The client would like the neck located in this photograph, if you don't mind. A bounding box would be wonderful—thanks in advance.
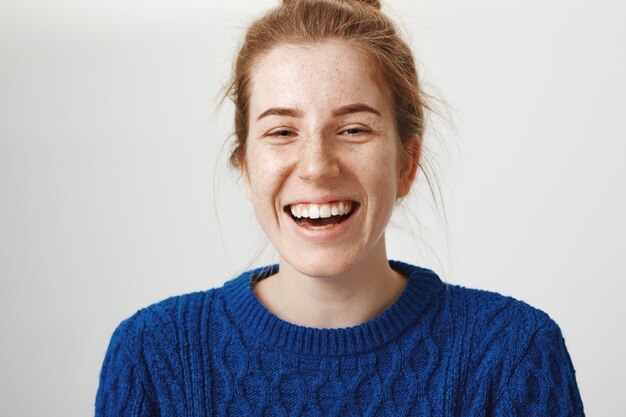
[253,238,407,328]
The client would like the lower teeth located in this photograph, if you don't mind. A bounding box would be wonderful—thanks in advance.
[295,216,346,228]
[301,220,339,228]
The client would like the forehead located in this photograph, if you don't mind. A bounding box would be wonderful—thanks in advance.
[249,41,391,116]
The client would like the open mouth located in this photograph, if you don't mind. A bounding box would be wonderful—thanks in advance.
[285,200,358,229]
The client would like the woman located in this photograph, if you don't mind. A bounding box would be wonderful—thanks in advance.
[96,0,585,416]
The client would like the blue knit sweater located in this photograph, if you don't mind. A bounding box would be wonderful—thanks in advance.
[95,261,585,416]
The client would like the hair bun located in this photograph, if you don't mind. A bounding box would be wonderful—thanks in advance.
[355,0,381,8]
[282,0,381,10]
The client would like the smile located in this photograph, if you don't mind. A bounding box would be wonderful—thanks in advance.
[285,200,357,229]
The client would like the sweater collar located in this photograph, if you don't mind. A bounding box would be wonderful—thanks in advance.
[222,260,445,356]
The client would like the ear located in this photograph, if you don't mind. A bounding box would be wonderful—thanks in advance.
[397,137,420,198]
[239,159,252,202]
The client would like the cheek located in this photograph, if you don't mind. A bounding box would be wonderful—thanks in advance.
[368,145,402,192]
[245,150,290,204]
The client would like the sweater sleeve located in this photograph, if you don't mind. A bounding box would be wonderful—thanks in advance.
[493,319,585,417]
[95,316,157,417]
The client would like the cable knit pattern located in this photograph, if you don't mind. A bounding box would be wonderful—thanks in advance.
[96,261,585,416]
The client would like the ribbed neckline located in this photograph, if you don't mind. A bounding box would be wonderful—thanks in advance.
[222,260,444,356]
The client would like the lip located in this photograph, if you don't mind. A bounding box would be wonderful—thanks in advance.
[284,200,360,242]
[284,196,358,206]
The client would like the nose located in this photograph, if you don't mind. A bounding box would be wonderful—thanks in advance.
[296,133,340,183]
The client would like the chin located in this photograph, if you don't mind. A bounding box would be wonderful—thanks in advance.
[281,250,362,279]
[282,250,354,278]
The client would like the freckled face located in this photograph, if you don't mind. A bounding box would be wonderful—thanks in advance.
[242,41,413,278]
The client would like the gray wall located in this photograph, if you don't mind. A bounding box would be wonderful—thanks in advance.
[1,0,623,415]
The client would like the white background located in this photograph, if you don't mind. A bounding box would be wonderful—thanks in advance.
[1,0,624,415]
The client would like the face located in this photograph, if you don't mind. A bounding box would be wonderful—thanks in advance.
[242,41,416,278]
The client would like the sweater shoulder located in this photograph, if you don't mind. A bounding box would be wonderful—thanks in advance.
[445,283,554,337]
[138,287,220,324]
[442,283,567,401]
[111,287,223,358]
[98,287,227,414]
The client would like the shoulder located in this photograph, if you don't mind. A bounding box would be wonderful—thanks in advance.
[108,267,264,351]
[109,287,225,358]
[440,282,560,365]
[97,286,230,415]
[441,283,580,404]
[445,287,586,415]
[444,282,555,342]
[394,261,556,351]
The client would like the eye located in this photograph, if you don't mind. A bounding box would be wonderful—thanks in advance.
[267,129,296,138]
[343,128,365,135]
[340,126,371,136]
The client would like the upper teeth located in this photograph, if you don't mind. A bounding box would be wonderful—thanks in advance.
[290,201,353,219]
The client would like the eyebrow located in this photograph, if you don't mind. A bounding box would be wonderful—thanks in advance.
[255,103,381,121]
[332,103,381,117]
[256,107,302,121]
